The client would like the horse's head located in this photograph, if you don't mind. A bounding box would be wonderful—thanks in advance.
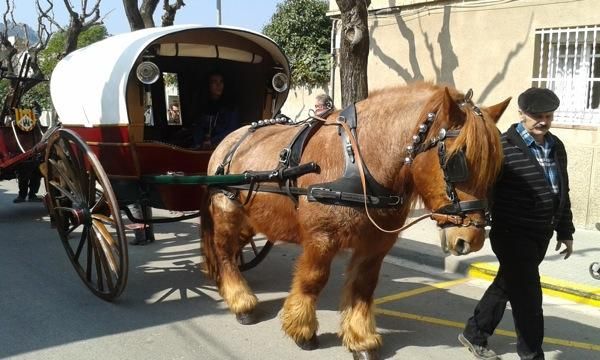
[408,88,510,255]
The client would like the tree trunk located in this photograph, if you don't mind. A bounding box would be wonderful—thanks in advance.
[63,19,83,55]
[335,0,370,108]
[140,0,160,28]
[123,0,147,31]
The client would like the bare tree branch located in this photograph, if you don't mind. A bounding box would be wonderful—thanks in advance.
[1,0,18,74]
[123,0,145,31]
[162,0,185,27]
[52,0,102,56]
[123,0,160,31]
[141,0,160,28]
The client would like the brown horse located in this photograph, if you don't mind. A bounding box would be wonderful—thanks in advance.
[201,82,510,359]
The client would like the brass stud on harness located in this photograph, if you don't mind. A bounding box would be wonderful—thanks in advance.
[404,157,412,165]
[418,124,428,133]
[412,134,421,144]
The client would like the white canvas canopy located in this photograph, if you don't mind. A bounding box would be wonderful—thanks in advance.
[50,25,290,126]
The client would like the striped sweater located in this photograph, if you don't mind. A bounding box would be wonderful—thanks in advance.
[491,124,575,240]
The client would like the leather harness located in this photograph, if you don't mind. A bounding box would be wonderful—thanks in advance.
[215,98,488,225]
[216,105,403,208]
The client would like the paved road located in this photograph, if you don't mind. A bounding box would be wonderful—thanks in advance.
[1,179,599,360]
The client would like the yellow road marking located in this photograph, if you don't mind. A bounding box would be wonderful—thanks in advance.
[375,308,600,351]
[375,278,469,305]
[469,263,600,308]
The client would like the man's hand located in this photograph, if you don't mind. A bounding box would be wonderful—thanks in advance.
[555,240,573,260]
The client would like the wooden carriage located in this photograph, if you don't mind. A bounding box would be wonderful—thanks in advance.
[43,25,291,300]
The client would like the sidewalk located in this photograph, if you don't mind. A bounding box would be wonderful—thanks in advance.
[390,214,600,307]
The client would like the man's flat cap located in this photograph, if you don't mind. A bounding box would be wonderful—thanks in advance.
[518,87,560,114]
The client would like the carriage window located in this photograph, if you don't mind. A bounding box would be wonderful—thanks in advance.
[164,72,182,125]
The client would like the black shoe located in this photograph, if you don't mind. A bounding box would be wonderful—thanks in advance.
[28,195,43,202]
[13,196,26,203]
[458,333,499,360]
[129,228,154,245]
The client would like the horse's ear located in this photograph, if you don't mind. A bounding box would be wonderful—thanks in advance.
[442,87,463,123]
[485,97,512,123]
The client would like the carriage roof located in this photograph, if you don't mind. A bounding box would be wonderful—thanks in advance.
[50,25,290,126]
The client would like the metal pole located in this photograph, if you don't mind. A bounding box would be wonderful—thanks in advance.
[216,0,222,25]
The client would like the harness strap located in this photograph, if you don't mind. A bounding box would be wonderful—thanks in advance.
[228,183,309,197]
[285,120,323,168]
[307,104,402,208]
[215,129,254,175]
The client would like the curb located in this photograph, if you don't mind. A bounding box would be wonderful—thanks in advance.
[468,262,600,308]
[390,242,600,308]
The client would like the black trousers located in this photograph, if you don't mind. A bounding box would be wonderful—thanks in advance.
[17,162,42,199]
[463,225,552,359]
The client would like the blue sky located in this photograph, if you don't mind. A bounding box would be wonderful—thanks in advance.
[5,0,281,35]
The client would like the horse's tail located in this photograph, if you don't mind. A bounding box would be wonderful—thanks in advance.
[200,190,220,282]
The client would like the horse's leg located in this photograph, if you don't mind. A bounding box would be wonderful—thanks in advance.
[340,239,395,359]
[202,192,258,324]
[281,235,338,350]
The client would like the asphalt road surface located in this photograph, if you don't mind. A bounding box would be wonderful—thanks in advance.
[1,180,599,360]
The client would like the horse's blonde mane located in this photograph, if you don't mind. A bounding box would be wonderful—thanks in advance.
[409,84,503,194]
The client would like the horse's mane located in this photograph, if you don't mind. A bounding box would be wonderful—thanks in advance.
[414,84,503,194]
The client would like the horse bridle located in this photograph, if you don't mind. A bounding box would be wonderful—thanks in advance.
[404,108,488,230]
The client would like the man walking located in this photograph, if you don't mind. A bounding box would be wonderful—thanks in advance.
[458,87,575,360]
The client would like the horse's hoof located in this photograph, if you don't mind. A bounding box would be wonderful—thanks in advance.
[295,333,319,351]
[352,349,380,360]
[235,311,256,325]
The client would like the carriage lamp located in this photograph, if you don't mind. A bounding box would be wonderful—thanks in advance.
[136,61,160,85]
[272,72,289,92]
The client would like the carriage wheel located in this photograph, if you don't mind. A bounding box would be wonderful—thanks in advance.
[44,129,127,301]
[237,236,273,272]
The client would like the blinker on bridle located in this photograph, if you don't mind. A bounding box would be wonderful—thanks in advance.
[403,89,488,228]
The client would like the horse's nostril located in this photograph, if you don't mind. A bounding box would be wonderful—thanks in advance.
[455,239,470,255]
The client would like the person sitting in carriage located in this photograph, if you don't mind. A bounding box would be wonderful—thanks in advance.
[191,71,240,149]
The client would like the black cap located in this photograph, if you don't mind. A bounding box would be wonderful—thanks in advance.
[518,87,560,114]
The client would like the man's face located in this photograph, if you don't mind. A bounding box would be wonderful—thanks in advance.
[315,102,326,113]
[520,110,554,141]
[209,74,224,99]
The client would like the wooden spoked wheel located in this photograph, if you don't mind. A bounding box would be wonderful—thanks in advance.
[237,236,273,272]
[45,129,127,300]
